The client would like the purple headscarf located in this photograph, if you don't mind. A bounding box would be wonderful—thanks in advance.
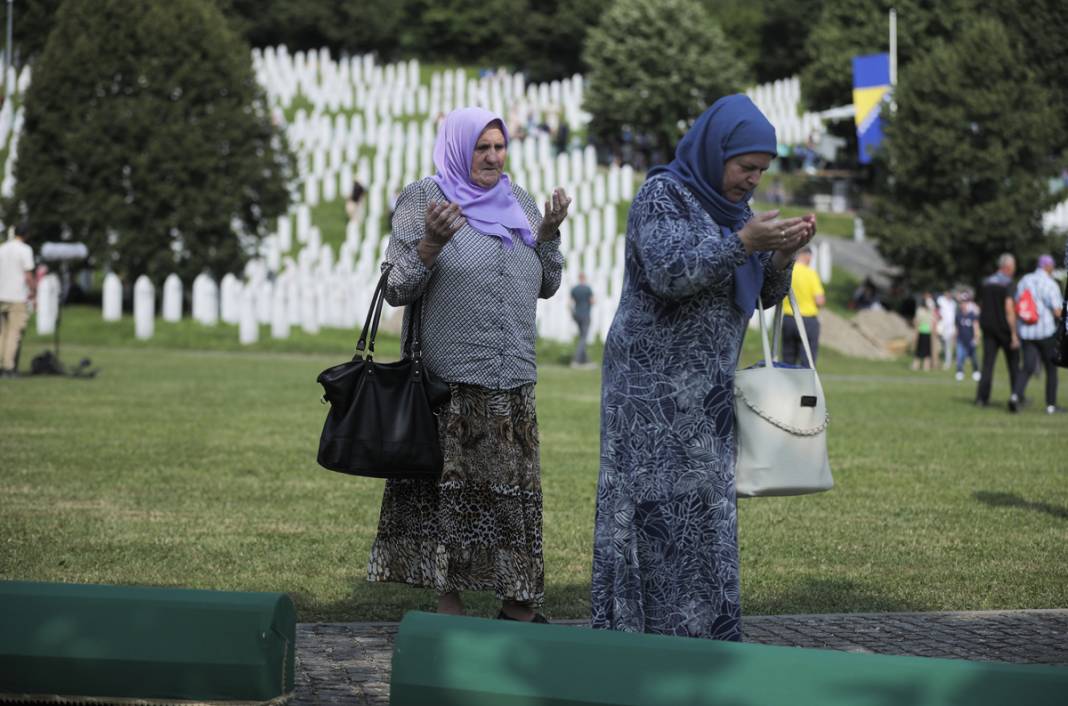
[430,107,534,248]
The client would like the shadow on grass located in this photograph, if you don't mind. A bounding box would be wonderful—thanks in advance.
[747,577,928,616]
[974,491,1068,521]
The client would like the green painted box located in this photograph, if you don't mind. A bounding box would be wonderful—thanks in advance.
[0,581,296,704]
[391,611,1068,706]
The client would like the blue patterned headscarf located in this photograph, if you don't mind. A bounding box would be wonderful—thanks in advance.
[648,94,777,318]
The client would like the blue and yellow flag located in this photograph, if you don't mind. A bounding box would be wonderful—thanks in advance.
[852,53,890,164]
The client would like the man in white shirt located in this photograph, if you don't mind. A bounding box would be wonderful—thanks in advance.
[0,223,36,377]
[1013,254,1063,414]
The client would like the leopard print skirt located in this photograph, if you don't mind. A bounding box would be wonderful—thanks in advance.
[366,382,544,605]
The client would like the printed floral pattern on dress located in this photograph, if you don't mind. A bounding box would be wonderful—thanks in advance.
[591,175,792,640]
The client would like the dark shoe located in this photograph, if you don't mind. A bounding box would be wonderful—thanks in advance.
[974,399,988,407]
[1048,405,1066,415]
[1008,394,1019,413]
[497,610,550,624]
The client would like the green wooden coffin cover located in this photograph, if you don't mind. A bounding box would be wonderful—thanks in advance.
[391,611,1068,706]
[0,581,296,704]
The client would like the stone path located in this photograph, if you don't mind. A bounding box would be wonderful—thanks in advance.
[291,609,1068,705]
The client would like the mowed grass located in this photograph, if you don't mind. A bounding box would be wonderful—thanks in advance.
[1,307,1065,621]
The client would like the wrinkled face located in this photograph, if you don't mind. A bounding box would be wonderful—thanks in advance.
[721,152,772,202]
[470,125,507,188]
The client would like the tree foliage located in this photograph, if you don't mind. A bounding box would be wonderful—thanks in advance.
[583,0,748,158]
[867,19,1059,288]
[707,0,823,84]
[219,0,407,60]
[10,0,294,283]
[800,0,971,113]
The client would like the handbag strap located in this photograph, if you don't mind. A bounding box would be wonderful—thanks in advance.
[353,262,431,367]
[355,264,393,359]
[756,287,820,373]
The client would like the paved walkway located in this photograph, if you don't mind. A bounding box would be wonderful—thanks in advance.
[291,609,1068,705]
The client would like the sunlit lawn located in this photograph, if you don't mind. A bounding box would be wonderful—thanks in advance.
[1,306,1065,621]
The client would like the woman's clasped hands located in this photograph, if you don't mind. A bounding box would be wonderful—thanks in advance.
[739,209,817,260]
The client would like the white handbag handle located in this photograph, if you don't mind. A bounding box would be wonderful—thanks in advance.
[755,287,819,373]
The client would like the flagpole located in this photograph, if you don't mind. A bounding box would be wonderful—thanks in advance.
[889,8,897,87]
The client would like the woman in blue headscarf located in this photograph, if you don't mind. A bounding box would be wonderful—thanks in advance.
[591,95,815,640]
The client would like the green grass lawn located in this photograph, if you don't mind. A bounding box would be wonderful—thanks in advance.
[1,307,1065,622]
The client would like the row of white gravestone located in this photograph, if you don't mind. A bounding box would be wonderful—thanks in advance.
[100,265,390,345]
[255,47,582,126]
[286,109,577,185]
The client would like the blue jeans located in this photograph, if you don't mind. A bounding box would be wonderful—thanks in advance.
[956,340,978,374]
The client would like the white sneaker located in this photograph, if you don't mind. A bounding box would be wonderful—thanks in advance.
[1048,405,1057,415]
[972,371,981,382]
[955,371,964,382]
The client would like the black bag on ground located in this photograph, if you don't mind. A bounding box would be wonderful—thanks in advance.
[316,264,450,478]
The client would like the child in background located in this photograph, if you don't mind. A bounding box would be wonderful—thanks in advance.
[955,291,981,382]
[911,293,935,372]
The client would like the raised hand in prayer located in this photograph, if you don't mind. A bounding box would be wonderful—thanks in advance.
[418,201,465,266]
[537,188,572,242]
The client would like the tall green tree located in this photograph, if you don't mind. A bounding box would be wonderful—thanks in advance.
[867,19,1059,288]
[584,0,748,158]
[983,0,1068,155]
[221,0,407,60]
[707,0,822,84]
[10,0,294,283]
[7,0,62,64]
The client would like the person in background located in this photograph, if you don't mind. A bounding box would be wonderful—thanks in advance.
[849,277,879,310]
[367,107,570,624]
[976,253,1020,411]
[0,222,36,378]
[592,95,814,640]
[955,291,981,382]
[781,245,825,366]
[344,179,365,222]
[570,272,594,367]
[936,289,958,370]
[1013,254,1062,414]
[911,293,935,372]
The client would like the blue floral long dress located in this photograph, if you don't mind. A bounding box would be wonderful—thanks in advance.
[591,175,793,640]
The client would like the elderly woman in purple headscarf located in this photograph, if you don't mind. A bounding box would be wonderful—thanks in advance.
[592,95,815,640]
[367,107,571,623]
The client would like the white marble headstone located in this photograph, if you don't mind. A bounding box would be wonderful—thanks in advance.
[102,272,122,321]
[133,275,155,340]
[35,274,60,336]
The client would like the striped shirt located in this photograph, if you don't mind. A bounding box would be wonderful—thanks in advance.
[383,177,564,389]
[1016,269,1062,340]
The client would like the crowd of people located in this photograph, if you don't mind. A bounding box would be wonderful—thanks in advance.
[904,253,1065,415]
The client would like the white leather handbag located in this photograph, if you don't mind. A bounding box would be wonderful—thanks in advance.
[734,289,832,497]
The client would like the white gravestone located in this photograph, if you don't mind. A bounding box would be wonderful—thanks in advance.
[271,279,290,339]
[162,273,183,322]
[133,275,155,340]
[102,272,122,321]
[238,285,258,345]
[220,273,241,324]
[192,273,218,326]
[35,274,60,336]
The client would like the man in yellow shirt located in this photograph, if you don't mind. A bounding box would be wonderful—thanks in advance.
[782,246,825,366]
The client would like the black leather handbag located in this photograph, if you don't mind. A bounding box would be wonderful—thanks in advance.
[316,264,450,478]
